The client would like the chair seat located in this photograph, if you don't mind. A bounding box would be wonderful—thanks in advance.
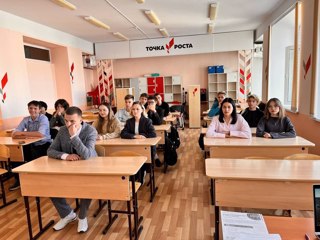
[0,168,7,175]
[129,182,141,195]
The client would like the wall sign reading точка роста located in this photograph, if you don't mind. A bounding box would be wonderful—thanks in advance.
[145,38,193,53]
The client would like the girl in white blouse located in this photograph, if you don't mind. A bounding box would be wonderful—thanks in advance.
[206,98,251,139]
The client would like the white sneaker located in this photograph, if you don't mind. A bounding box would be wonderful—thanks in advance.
[78,218,88,233]
[53,211,77,231]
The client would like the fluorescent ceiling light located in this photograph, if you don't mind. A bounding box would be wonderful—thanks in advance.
[136,0,145,3]
[113,32,129,41]
[144,10,161,26]
[51,0,76,10]
[207,23,214,34]
[209,3,218,20]
[84,16,110,30]
[159,28,169,37]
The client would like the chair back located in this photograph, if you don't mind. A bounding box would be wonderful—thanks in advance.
[0,144,10,161]
[109,151,142,157]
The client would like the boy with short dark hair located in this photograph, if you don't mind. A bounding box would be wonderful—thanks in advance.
[115,94,134,127]
[39,100,53,121]
[10,100,51,190]
[146,95,164,125]
[139,93,148,109]
[154,93,170,117]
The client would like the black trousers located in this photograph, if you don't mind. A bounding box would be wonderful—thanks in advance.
[11,142,51,181]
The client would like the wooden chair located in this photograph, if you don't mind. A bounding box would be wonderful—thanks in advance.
[0,144,17,209]
[284,153,320,160]
[109,151,142,157]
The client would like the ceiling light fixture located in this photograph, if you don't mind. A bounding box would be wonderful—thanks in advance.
[136,0,145,3]
[113,32,129,41]
[159,28,169,37]
[52,0,77,10]
[207,23,214,34]
[209,3,218,20]
[84,16,110,30]
[144,10,161,26]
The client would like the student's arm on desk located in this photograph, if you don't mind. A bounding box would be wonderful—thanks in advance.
[206,117,225,138]
[269,117,296,139]
[12,131,44,139]
[229,115,252,139]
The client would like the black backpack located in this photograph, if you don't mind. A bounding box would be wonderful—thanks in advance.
[168,126,180,149]
[164,136,178,166]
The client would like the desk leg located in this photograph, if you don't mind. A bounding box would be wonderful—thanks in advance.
[103,200,118,234]
[214,205,219,240]
[0,175,17,209]
[210,179,214,205]
[93,200,107,217]
[131,176,143,240]
[150,150,158,202]
[24,196,54,240]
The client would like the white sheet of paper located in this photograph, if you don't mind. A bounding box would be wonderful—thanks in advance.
[221,211,281,240]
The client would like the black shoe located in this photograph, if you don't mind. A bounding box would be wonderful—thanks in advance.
[155,159,163,167]
[9,181,20,191]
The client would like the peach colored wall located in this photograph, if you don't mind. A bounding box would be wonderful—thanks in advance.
[51,46,73,105]
[0,28,31,129]
[261,0,320,153]
[113,52,238,89]
[287,112,320,154]
[67,47,87,107]
[26,59,57,108]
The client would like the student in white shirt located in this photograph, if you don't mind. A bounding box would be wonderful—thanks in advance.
[115,94,134,127]
[206,98,251,139]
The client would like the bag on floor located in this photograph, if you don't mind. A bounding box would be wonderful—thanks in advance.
[168,126,180,149]
[198,134,205,150]
[164,136,178,166]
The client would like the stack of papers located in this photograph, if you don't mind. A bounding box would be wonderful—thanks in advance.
[221,211,281,240]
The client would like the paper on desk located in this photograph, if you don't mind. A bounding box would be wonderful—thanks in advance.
[221,211,281,240]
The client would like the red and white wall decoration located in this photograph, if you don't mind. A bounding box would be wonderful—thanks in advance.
[0,73,8,103]
[303,54,311,80]
[97,60,114,105]
[238,50,253,101]
[70,62,75,84]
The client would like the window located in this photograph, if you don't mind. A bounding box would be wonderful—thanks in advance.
[269,3,301,111]
[24,45,50,62]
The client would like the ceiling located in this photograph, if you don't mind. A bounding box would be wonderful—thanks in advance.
[0,0,285,43]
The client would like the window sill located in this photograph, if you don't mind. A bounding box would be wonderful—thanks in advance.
[285,107,299,114]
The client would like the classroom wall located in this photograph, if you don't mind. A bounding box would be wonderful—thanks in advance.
[261,0,320,154]
[113,51,238,89]
[26,59,57,109]
[0,27,93,130]
[0,28,32,129]
[67,47,87,108]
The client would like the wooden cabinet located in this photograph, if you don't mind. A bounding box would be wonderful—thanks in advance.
[208,72,238,107]
[116,88,134,109]
[188,85,200,128]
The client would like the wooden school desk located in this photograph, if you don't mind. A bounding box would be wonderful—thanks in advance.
[154,124,170,145]
[265,216,315,240]
[205,158,320,240]
[204,136,315,159]
[163,115,176,124]
[14,156,147,240]
[0,137,44,162]
[95,137,161,202]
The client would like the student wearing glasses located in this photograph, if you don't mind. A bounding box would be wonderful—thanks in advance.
[146,95,164,125]
[256,98,296,138]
